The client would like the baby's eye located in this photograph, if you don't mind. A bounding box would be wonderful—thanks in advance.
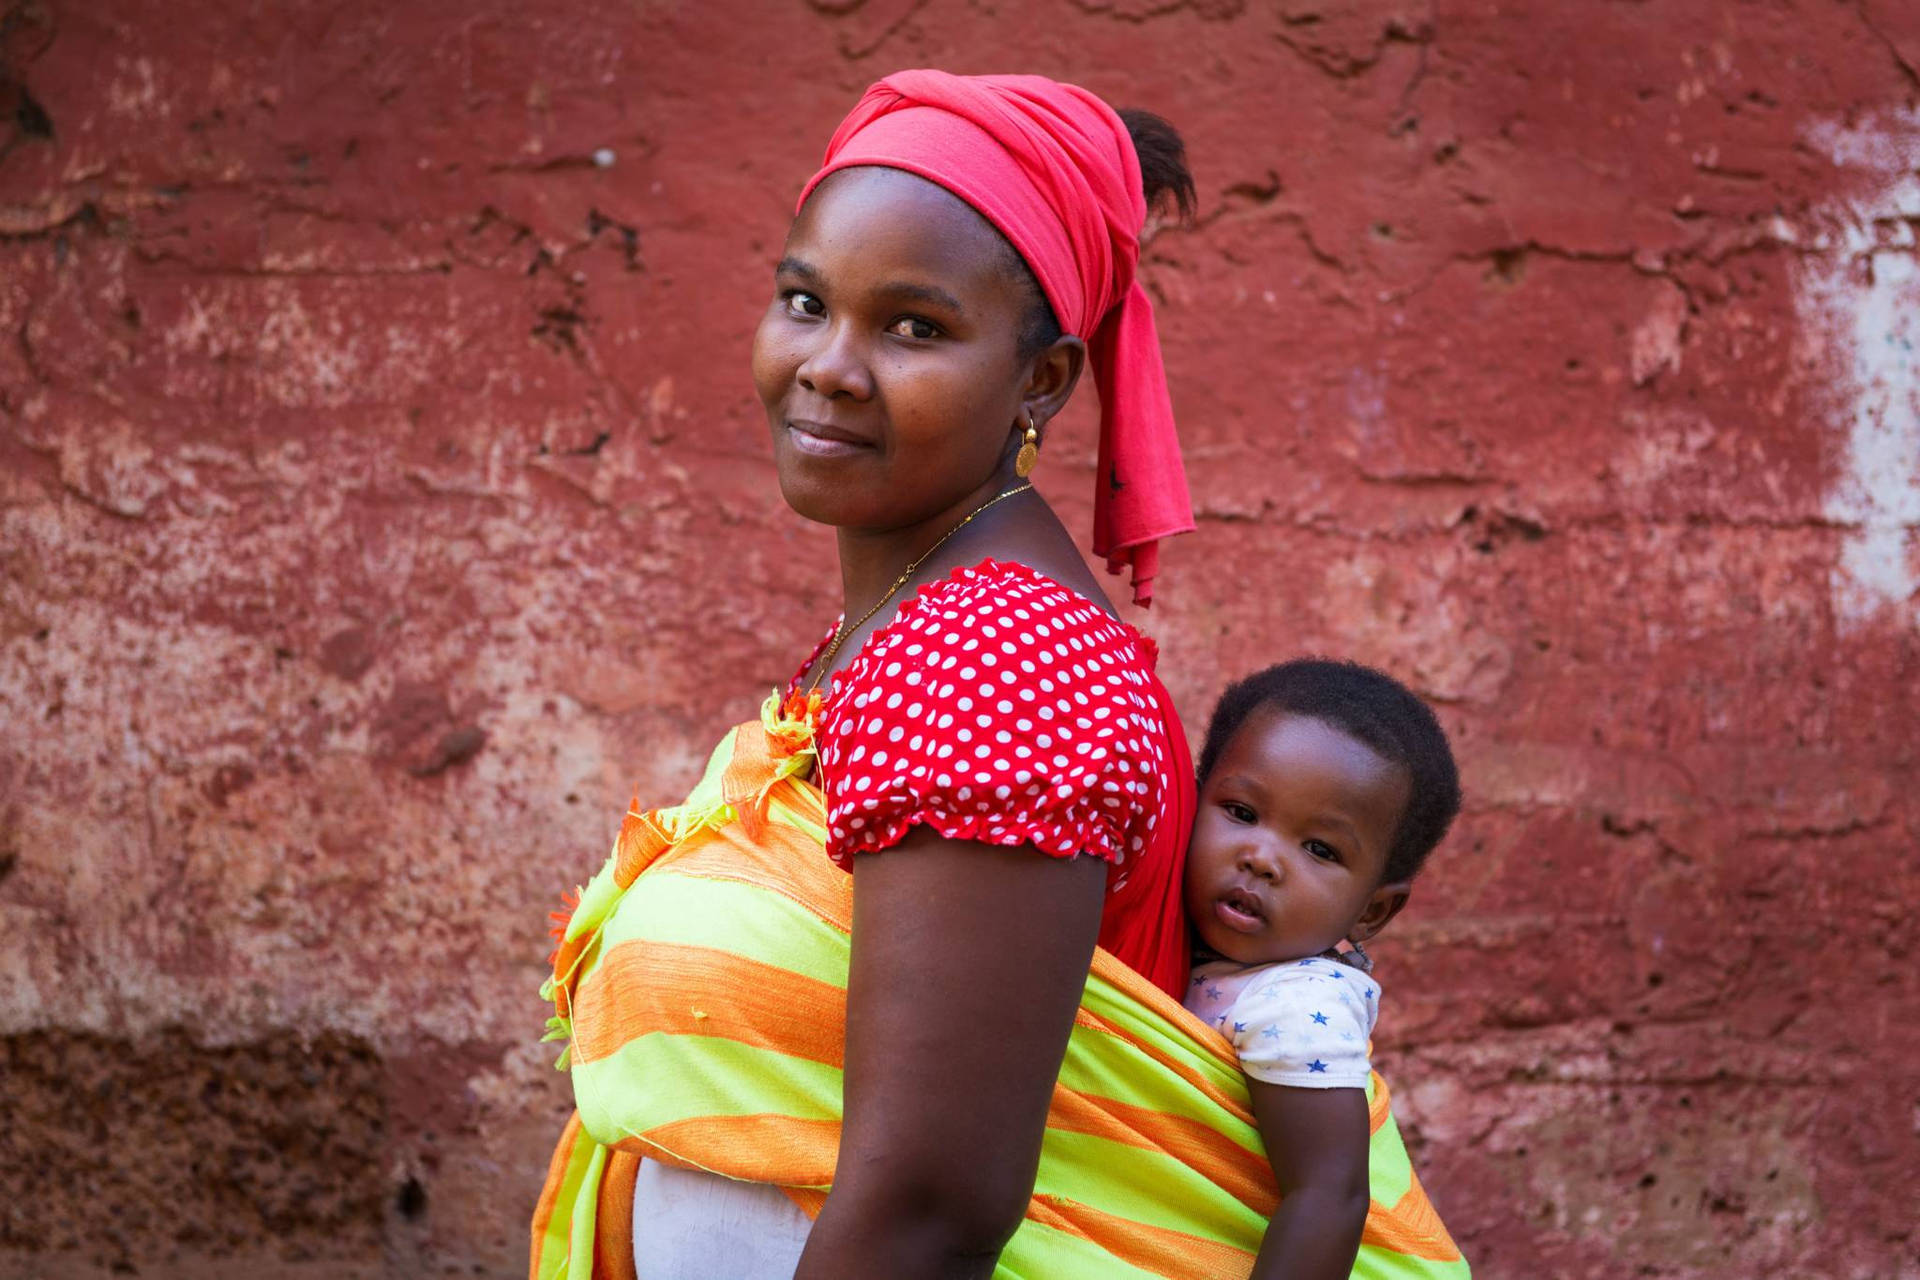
[1304,839,1343,864]
[783,291,824,318]
[886,316,941,340]
[1222,801,1256,824]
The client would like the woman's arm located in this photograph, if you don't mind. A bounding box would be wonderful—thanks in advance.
[1247,1082,1373,1280]
[794,829,1107,1280]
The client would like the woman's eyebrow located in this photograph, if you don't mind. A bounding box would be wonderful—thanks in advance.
[775,255,821,283]
[881,281,966,315]
[773,260,963,316]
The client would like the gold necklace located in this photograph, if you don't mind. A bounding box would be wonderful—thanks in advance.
[807,482,1034,692]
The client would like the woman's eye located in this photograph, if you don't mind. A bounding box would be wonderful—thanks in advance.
[783,291,824,318]
[1304,839,1342,864]
[1222,802,1256,824]
[886,316,940,340]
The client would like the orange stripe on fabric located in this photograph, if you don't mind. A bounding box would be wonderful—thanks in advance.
[1090,951,1236,1059]
[781,1186,828,1219]
[611,1113,841,1189]
[1071,1005,1255,1127]
[1090,949,1243,1072]
[1050,1079,1456,1262]
[613,803,674,888]
[571,942,848,1069]
[1027,1193,1257,1280]
[665,820,854,934]
[1077,957,1393,1135]
[527,1111,581,1280]
[1363,1168,1464,1263]
[721,724,780,832]
[549,947,583,1021]
[1046,1088,1278,1217]
[590,1151,641,1280]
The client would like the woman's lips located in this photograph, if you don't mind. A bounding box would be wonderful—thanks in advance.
[786,420,874,458]
[1214,887,1267,934]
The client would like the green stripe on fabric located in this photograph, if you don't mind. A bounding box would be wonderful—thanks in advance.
[1033,1128,1258,1244]
[1354,1242,1474,1280]
[593,871,849,988]
[563,1138,607,1280]
[995,1217,1169,1280]
[1366,1115,1416,1208]
[576,1033,844,1138]
[1057,1039,1255,1147]
[764,794,828,844]
[682,728,738,815]
[535,1129,603,1280]
[1081,976,1244,1082]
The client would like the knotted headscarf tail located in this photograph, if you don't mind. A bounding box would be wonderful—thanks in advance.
[798,69,1196,605]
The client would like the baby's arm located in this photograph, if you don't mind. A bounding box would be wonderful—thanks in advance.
[1247,1080,1371,1280]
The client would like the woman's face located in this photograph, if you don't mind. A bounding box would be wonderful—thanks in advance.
[753,166,1038,532]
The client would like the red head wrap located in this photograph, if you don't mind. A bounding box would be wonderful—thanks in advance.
[798,70,1195,606]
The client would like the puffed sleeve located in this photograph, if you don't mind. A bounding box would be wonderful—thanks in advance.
[1228,959,1380,1089]
[814,564,1170,873]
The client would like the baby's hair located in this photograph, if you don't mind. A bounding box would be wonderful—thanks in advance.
[1198,659,1462,885]
[1011,106,1195,359]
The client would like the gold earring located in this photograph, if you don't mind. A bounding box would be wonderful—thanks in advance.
[1014,409,1040,478]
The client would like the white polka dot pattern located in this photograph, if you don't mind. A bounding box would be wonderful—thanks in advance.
[809,562,1172,880]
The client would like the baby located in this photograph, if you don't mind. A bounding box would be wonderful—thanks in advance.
[1183,658,1461,1280]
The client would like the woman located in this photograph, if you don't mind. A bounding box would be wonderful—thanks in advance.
[534,71,1465,1280]
[744,72,1198,1279]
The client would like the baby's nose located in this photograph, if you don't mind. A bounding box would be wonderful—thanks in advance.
[1236,843,1282,882]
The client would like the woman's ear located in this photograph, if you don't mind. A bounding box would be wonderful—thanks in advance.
[1022,334,1086,431]
[1351,882,1411,944]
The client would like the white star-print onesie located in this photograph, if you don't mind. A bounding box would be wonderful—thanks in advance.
[1182,954,1380,1088]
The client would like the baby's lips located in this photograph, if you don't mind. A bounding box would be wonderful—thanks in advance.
[1213,888,1268,934]
[1221,884,1267,920]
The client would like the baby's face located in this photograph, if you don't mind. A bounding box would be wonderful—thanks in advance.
[1185,708,1412,967]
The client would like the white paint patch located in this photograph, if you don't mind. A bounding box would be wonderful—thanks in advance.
[106,56,166,118]
[1796,108,1920,629]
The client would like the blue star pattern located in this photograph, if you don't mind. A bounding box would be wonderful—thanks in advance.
[1181,954,1382,1090]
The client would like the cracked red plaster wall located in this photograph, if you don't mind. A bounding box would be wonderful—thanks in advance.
[2,2,1917,1277]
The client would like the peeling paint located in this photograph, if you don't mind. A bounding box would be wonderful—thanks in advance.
[1799,109,1920,628]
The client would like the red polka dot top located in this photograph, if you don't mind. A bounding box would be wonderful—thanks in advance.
[792,558,1194,1000]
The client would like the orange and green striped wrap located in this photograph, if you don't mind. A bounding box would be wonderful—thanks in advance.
[530,691,1468,1280]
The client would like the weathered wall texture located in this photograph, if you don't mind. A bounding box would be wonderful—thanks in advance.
[2,1,1916,1276]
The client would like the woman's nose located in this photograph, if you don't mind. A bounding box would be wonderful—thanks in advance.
[796,323,873,401]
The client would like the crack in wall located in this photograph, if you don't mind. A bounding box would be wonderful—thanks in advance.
[1854,1,1920,92]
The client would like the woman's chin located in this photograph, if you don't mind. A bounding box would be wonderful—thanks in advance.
[773,462,875,528]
